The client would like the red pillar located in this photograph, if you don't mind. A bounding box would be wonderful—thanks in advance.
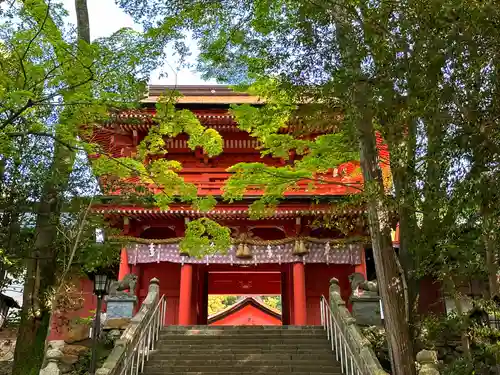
[118,248,130,280]
[293,262,307,325]
[355,248,367,278]
[178,264,193,325]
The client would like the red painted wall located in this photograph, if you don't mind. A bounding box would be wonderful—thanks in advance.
[48,277,96,341]
[138,262,181,325]
[210,304,282,326]
[304,264,355,325]
[418,277,445,315]
[208,271,281,295]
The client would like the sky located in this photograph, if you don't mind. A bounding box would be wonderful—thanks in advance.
[62,0,213,85]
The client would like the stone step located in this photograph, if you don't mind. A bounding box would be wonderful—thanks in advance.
[162,327,325,333]
[143,326,340,375]
[144,372,341,375]
[154,349,333,356]
[158,337,327,346]
[157,337,328,346]
[163,325,323,330]
[148,353,336,361]
[159,332,328,337]
[159,333,327,339]
[157,337,329,343]
[156,343,332,351]
[144,365,341,373]
[161,327,326,336]
[145,359,338,367]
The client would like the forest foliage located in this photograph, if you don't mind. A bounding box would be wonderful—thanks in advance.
[117,1,500,374]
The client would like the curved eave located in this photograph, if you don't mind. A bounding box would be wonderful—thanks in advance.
[91,205,366,220]
[142,95,263,104]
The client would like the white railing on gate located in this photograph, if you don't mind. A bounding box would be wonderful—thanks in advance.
[119,294,166,375]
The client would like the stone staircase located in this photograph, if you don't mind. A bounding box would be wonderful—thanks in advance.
[143,326,342,375]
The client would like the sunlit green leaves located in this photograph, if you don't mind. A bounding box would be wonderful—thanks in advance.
[192,195,217,212]
[92,156,148,179]
[180,218,231,258]
[137,96,223,161]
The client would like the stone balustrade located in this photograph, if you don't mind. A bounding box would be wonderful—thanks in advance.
[96,278,160,375]
[328,278,388,375]
[329,278,441,375]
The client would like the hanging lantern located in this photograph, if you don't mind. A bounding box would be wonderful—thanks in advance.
[236,242,252,258]
[235,232,252,259]
[293,239,309,256]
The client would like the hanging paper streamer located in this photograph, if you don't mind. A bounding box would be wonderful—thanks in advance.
[127,241,363,265]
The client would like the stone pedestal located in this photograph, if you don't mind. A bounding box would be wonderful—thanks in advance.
[350,296,382,326]
[105,295,137,319]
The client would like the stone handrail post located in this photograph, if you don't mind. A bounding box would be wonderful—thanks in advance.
[39,340,65,375]
[416,350,440,375]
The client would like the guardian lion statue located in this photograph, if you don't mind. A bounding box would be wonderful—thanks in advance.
[348,272,379,297]
[109,273,138,297]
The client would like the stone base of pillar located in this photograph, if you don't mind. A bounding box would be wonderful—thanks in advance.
[350,296,382,326]
[106,295,137,319]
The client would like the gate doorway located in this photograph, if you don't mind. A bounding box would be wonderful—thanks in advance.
[207,295,282,325]
[195,265,293,325]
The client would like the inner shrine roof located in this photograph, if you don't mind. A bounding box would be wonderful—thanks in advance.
[142,85,263,104]
[102,108,241,133]
[88,85,390,203]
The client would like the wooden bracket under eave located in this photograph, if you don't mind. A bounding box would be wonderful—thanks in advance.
[123,216,130,235]
[132,129,138,146]
[295,216,302,236]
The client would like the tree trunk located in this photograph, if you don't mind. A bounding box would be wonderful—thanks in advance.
[355,83,416,375]
[446,278,471,358]
[75,0,90,42]
[12,142,75,375]
[483,214,499,299]
[388,118,419,316]
[12,1,91,374]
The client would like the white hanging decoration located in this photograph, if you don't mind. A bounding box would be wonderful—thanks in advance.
[230,255,234,266]
[278,254,282,265]
[149,243,156,257]
[267,245,273,258]
[157,247,161,263]
[325,242,331,264]
[134,245,138,264]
